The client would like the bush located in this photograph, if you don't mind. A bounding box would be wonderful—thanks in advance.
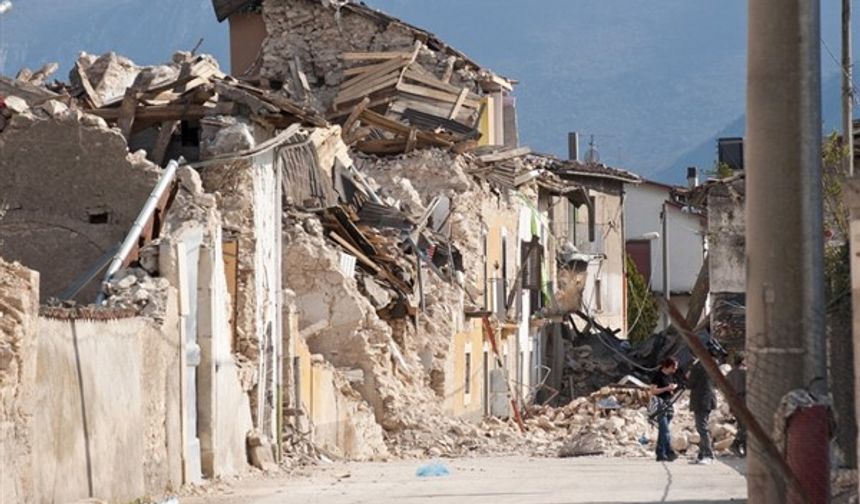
[626,254,658,343]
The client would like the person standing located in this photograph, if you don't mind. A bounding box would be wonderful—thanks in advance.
[726,352,747,457]
[688,352,718,464]
[650,357,679,462]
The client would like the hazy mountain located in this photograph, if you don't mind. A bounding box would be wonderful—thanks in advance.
[0,1,854,182]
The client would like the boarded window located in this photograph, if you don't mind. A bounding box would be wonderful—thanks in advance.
[464,352,472,395]
[520,236,542,290]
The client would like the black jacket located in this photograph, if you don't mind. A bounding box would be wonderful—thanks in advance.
[688,361,716,413]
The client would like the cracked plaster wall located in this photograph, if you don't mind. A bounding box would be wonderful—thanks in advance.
[0,112,160,302]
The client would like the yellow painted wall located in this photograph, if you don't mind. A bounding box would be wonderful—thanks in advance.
[478,96,495,147]
[446,318,485,418]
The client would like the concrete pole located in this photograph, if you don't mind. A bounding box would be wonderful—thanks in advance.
[844,0,855,177]
[847,180,860,500]
[747,1,829,502]
[661,202,670,329]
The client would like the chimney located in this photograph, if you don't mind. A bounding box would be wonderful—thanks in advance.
[687,166,699,188]
[568,132,580,161]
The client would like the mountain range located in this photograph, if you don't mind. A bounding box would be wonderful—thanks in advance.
[0,0,854,183]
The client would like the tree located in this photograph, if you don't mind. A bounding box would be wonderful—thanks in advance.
[821,131,855,467]
[626,254,658,343]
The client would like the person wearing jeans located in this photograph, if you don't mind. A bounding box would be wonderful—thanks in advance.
[650,357,679,462]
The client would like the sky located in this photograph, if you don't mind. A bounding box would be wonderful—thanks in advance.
[0,1,856,182]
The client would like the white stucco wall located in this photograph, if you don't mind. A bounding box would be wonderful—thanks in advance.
[624,183,706,293]
[251,149,283,441]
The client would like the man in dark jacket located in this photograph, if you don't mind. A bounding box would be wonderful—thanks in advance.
[688,358,715,464]
[688,338,725,464]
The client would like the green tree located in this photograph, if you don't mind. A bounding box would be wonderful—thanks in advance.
[706,161,734,180]
[626,254,658,343]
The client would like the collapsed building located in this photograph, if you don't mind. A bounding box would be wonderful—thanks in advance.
[0,1,752,503]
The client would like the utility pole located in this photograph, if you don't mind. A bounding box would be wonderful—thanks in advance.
[661,202,669,330]
[844,0,854,176]
[747,0,829,502]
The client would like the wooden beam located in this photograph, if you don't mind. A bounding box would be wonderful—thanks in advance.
[359,109,453,147]
[335,73,400,106]
[685,257,710,328]
[340,56,408,93]
[341,51,413,61]
[151,120,179,166]
[89,102,236,121]
[405,128,418,153]
[328,232,381,274]
[403,66,475,98]
[396,81,481,108]
[117,88,140,140]
[342,97,370,139]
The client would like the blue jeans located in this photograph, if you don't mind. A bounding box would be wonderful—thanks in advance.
[656,414,672,459]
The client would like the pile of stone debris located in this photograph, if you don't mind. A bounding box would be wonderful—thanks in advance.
[377,384,742,462]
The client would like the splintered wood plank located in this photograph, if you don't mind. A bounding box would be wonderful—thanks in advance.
[342,97,370,138]
[396,81,481,109]
[448,87,470,119]
[402,66,472,98]
[405,128,418,153]
[327,94,397,120]
[342,51,413,61]
[359,110,454,148]
[328,232,381,274]
[341,56,408,91]
[334,73,400,106]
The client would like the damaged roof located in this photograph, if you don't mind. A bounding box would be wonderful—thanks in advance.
[210,0,514,87]
[547,159,642,184]
[212,0,261,22]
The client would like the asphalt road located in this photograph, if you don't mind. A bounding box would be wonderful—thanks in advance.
[182,455,748,504]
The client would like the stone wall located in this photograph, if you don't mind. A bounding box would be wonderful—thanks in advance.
[0,110,161,301]
[0,259,39,504]
[707,178,746,348]
[260,0,482,113]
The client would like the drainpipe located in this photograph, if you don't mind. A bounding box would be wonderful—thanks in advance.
[96,159,179,303]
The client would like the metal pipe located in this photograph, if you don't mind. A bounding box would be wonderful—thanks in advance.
[96,159,179,303]
[747,1,828,501]
[798,0,827,401]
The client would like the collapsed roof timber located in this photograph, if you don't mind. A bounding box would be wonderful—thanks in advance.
[0,3,757,503]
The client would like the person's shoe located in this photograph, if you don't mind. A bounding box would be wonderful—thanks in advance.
[666,452,678,462]
[730,444,743,458]
[656,456,667,462]
[696,457,714,465]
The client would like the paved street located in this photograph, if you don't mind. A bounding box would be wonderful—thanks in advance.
[184,456,747,504]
